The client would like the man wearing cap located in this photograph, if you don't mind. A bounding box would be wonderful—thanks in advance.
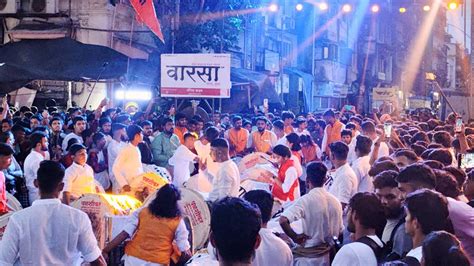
[62,144,97,205]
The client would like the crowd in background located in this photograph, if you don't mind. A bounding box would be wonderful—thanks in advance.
[0,95,473,266]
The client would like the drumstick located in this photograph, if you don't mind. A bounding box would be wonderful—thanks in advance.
[260,155,278,167]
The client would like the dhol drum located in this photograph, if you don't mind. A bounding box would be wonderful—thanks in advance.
[71,194,142,249]
[144,187,211,252]
[186,173,212,193]
[6,192,22,212]
[237,152,273,174]
[239,179,271,197]
[0,193,23,241]
[142,164,172,181]
[128,171,169,202]
[240,163,277,182]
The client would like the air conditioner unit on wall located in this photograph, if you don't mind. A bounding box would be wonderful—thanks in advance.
[22,0,58,14]
[0,0,20,14]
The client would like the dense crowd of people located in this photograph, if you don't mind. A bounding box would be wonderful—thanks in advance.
[0,97,473,266]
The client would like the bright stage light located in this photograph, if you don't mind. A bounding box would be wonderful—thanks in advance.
[448,2,458,10]
[115,89,152,101]
[295,3,303,11]
[342,4,352,13]
[399,7,407,13]
[268,3,279,12]
[371,4,380,13]
[318,2,328,11]
[423,5,431,12]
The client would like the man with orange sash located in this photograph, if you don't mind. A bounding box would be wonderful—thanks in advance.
[321,109,345,156]
[224,116,249,157]
[247,117,277,154]
[174,113,188,144]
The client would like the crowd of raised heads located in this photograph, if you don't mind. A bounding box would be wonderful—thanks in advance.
[0,96,473,266]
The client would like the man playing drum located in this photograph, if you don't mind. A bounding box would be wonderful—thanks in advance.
[279,162,343,265]
[207,139,240,202]
[112,125,144,195]
[62,144,97,205]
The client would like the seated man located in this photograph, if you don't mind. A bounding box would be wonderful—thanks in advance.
[279,162,343,265]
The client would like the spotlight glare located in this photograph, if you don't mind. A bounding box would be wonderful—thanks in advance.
[399,7,406,13]
[269,3,279,12]
[448,2,458,10]
[295,3,303,11]
[318,2,328,11]
[371,4,380,13]
[423,5,431,12]
[342,4,352,13]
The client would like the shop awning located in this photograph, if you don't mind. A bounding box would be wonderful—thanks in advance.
[0,38,131,93]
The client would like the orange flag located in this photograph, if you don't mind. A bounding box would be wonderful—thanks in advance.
[130,0,164,43]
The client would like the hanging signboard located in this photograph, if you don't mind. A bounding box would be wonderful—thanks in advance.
[160,54,231,98]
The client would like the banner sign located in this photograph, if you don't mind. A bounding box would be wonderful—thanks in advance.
[160,54,231,98]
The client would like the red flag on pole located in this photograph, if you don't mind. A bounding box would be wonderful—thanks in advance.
[130,0,164,43]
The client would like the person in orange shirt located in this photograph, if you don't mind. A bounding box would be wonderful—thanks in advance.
[103,184,191,265]
[248,116,277,154]
[174,113,188,144]
[321,109,344,156]
[224,116,249,157]
[282,111,295,135]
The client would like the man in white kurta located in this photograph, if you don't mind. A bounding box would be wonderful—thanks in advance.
[107,123,127,192]
[0,161,104,265]
[279,162,343,266]
[169,133,197,187]
[24,132,50,205]
[207,139,240,202]
[112,125,144,194]
[351,135,374,192]
[62,144,96,205]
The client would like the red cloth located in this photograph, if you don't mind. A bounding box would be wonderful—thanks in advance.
[130,0,164,42]
[0,172,8,214]
[272,159,299,202]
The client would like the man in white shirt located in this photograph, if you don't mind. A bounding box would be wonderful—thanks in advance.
[403,189,450,264]
[107,123,127,192]
[325,141,358,210]
[244,190,293,266]
[351,135,373,192]
[62,144,97,205]
[207,139,240,202]
[0,160,105,266]
[332,192,387,266]
[24,132,50,205]
[112,124,144,194]
[361,121,389,160]
[195,126,220,181]
[62,116,86,154]
[169,133,197,187]
[279,162,343,265]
